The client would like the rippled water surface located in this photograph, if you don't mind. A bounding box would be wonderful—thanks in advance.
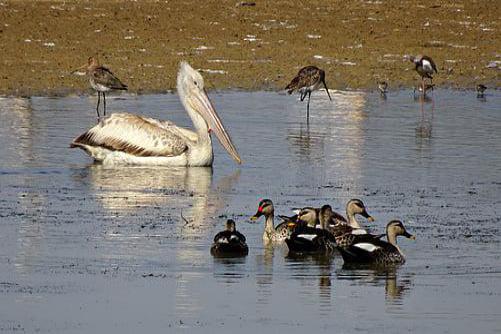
[0,90,500,333]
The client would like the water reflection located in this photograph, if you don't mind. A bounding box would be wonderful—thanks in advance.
[285,253,334,314]
[337,265,413,305]
[415,97,435,149]
[255,246,275,306]
[0,98,35,165]
[213,257,248,284]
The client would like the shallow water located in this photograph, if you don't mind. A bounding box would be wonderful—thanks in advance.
[0,90,500,333]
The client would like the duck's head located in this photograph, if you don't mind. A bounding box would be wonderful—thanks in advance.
[296,207,318,227]
[318,204,334,229]
[176,61,241,164]
[387,220,415,240]
[226,219,236,232]
[346,199,375,222]
[250,199,274,221]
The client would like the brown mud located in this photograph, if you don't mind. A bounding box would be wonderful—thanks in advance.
[0,0,499,96]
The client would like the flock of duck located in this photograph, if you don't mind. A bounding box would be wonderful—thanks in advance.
[211,199,415,267]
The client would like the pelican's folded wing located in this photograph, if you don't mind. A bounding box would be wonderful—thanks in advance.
[71,113,188,157]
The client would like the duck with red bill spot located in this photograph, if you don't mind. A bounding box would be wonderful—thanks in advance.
[250,199,295,244]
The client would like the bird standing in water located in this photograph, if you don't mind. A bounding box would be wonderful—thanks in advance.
[409,55,438,93]
[377,80,388,97]
[476,84,487,98]
[285,66,332,121]
[72,56,128,119]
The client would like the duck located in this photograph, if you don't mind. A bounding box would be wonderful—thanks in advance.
[409,55,438,93]
[210,219,248,257]
[291,199,374,232]
[250,199,293,244]
[285,205,337,254]
[285,65,332,121]
[337,220,415,265]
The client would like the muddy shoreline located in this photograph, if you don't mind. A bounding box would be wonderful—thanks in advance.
[0,0,499,96]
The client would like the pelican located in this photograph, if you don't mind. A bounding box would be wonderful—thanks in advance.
[71,62,241,167]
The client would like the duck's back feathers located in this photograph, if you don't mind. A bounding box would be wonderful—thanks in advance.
[286,225,336,254]
[337,234,405,265]
[211,230,248,257]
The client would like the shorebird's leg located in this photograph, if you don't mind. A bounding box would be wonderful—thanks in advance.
[96,92,101,118]
[306,91,311,120]
[300,91,306,102]
[103,92,106,116]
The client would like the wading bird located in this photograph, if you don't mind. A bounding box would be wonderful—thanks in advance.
[285,66,332,120]
[476,84,487,98]
[72,56,128,118]
[71,62,241,167]
[409,55,438,92]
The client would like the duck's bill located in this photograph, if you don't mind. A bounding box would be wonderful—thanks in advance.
[191,89,242,164]
[403,231,416,240]
[362,210,375,222]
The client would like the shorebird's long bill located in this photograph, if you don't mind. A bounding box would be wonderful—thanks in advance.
[71,63,87,75]
[322,79,332,101]
[191,89,242,164]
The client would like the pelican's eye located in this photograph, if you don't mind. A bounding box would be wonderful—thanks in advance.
[194,80,198,86]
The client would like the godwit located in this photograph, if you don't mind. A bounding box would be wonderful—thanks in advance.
[73,56,128,118]
[285,66,332,120]
[477,84,487,98]
[71,62,241,167]
[409,55,438,91]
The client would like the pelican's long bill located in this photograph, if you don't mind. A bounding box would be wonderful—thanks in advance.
[189,88,242,164]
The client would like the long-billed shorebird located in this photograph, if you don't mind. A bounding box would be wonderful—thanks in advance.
[72,56,128,118]
[285,66,332,120]
[477,84,487,98]
[70,62,241,167]
[409,55,438,91]
[377,80,388,97]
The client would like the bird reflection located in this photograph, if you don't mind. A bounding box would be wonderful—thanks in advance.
[338,264,414,304]
[255,246,275,306]
[285,252,334,313]
[415,97,435,149]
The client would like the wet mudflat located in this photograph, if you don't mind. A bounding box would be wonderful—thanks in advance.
[0,90,500,333]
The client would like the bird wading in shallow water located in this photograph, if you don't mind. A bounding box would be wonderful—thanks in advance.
[71,62,241,167]
[210,220,248,257]
[476,84,487,98]
[285,66,332,121]
[408,55,438,93]
[377,80,388,97]
[72,56,128,119]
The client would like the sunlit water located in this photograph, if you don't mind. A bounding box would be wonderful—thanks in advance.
[0,90,500,333]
